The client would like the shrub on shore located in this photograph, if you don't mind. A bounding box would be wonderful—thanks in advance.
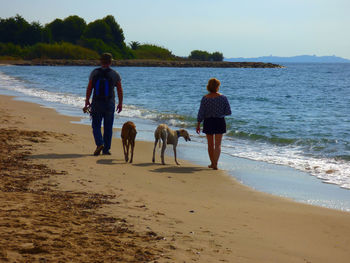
[0,41,176,61]
[79,38,129,60]
[130,44,176,60]
[0,42,99,60]
[189,50,224,61]
[24,42,99,60]
[0,43,24,58]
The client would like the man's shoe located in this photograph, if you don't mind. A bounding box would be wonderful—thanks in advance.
[102,151,111,155]
[94,145,104,156]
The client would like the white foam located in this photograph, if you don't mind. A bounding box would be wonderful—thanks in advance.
[0,72,157,120]
[222,139,350,189]
[0,72,83,107]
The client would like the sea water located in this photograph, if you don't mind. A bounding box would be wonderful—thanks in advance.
[1,63,350,211]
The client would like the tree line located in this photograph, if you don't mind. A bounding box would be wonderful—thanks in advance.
[189,50,223,62]
[0,14,132,59]
[0,14,223,61]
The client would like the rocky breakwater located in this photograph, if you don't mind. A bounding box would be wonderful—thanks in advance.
[1,59,283,68]
[114,59,283,68]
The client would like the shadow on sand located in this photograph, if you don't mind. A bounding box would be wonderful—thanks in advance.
[28,154,205,172]
[96,159,124,165]
[29,153,91,159]
[133,163,156,167]
[149,166,206,174]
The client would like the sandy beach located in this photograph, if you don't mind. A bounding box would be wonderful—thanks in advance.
[1,94,350,262]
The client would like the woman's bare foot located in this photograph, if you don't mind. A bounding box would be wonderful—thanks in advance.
[208,164,218,170]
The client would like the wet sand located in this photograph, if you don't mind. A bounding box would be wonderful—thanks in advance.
[1,95,350,262]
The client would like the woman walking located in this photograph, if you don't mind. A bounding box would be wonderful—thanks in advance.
[196,78,232,170]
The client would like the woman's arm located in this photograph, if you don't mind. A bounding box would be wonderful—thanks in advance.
[197,97,206,122]
[196,97,206,134]
[196,122,201,134]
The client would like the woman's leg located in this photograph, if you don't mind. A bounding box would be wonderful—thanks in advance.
[212,133,223,169]
[206,134,215,168]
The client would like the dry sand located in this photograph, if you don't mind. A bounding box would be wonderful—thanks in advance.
[1,94,350,262]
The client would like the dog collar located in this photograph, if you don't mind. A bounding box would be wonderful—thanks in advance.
[176,130,180,138]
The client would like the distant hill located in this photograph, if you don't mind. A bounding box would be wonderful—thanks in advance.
[225,55,350,63]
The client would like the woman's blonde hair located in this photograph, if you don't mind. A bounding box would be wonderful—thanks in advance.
[206,78,221,93]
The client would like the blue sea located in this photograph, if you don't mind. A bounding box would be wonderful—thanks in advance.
[1,63,350,211]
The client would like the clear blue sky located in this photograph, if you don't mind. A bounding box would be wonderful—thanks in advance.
[1,0,350,59]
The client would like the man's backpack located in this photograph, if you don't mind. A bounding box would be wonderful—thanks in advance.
[92,68,115,101]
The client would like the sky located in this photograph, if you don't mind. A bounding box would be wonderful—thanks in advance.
[1,0,350,59]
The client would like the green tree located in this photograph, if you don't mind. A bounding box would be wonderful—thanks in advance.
[83,19,113,44]
[46,18,65,42]
[0,15,42,45]
[62,15,86,43]
[188,50,224,61]
[0,15,27,44]
[129,41,140,50]
[41,26,52,43]
[46,16,86,43]
[102,15,125,47]
[22,21,42,45]
[210,51,223,61]
[189,50,210,61]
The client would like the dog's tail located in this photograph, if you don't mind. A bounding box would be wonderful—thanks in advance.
[158,140,162,149]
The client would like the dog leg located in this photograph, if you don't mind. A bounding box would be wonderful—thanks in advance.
[152,138,158,163]
[160,132,167,165]
[122,139,128,162]
[173,144,180,165]
[127,139,131,163]
[129,140,134,163]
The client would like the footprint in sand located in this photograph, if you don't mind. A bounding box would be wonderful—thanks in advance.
[174,219,183,224]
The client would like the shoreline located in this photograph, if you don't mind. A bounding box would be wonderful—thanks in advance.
[0,59,283,68]
[1,94,350,262]
[1,64,349,210]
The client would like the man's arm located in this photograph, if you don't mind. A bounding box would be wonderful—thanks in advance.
[85,79,93,107]
[116,81,123,113]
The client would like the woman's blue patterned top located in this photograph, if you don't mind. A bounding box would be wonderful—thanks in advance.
[197,95,232,122]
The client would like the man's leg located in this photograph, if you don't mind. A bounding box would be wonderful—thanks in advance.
[102,102,115,153]
[92,112,104,150]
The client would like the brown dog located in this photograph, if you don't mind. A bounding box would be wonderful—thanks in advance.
[121,121,137,163]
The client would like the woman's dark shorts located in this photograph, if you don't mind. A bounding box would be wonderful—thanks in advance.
[203,117,226,135]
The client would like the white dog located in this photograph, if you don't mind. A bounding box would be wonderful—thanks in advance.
[152,124,191,165]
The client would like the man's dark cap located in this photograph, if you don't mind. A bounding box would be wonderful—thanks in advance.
[100,53,113,64]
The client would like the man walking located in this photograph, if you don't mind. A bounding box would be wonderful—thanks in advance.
[84,53,123,155]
